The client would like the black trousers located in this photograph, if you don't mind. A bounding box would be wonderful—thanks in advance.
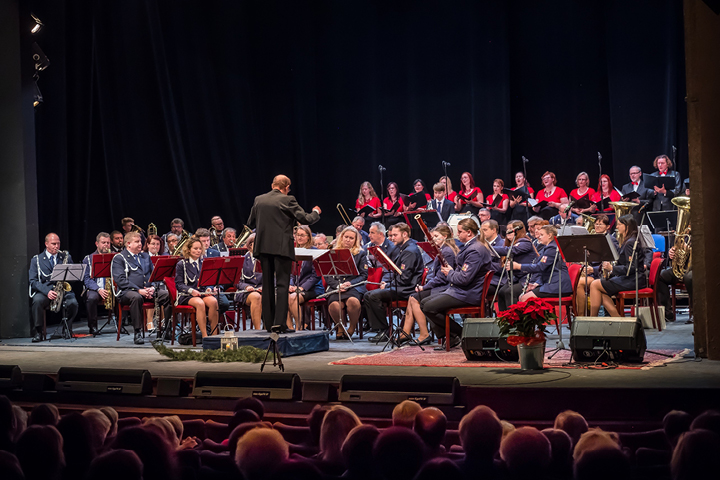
[421,293,473,339]
[657,268,693,318]
[85,290,101,328]
[260,254,292,331]
[364,288,407,330]
[31,292,78,330]
[497,282,525,311]
[118,290,171,331]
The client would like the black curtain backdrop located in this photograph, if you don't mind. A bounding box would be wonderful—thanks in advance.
[28,0,686,259]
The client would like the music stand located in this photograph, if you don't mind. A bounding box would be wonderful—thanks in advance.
[49,264,86,340]
[314,249,358,342]
[292,248,328,330]
[92,252,118,336]
[198,256,244,336]
[647,210,678,236]
[367,245,412,351]
[148,256,181,340]
[229,247,248,257]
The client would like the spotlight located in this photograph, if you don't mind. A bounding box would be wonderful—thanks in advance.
[31,13,44,34]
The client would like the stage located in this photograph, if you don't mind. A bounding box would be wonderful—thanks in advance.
[1,315,719,426]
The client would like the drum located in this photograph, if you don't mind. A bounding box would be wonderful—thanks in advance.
[447,213,481,237]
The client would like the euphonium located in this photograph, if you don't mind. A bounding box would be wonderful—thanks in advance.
[50,251,71,313]
[609,201,636,219]
[234,225,252,248]
[671,196,691,280]
[580,213,596,234]
[172,230,190,256]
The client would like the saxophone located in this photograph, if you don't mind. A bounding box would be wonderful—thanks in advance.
[671,196,691,280]
[50,251,71,313]
[104,278,116,310]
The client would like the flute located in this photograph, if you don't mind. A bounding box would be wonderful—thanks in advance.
[318,280,382,299]
[414,214,449,267]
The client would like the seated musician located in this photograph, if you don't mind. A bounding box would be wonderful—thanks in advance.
[29,233,79,342]
[527,216,544,246]
[365,223,424,343]
[175,236,219,340]
[575,215,618,312]
[162,218,187,254]
[569,172,596,215]
[533,171,569,220]
[209,216,225,246]
[508,171,535,226]
[399,225,458,346]
[657,243,693,324]
[324,226,369,340]
[287,226,323,330]
[143,235,163,256]
[355,181,382,219]
[454,172,484,214]
[421,219,493,350]
[588,215,646,317]
[549,207,580,226]
[351,216,370,245]
[234,234,263,330]
[165,234,179,255]
[481,220,505,299]
[496,221,539,311]
[382,182,406,227]
[365,222,398,281]
[405,179,432,211]
[111,231,171,345]
[430,182,454,223]
[121,217,146,245]
[82,232,112,336]
[195,228,228,319]
[213,228,237,256]
[313,233,330,250]
[589,174,621,214]
[109,231,124,253]
[506,225,572,302]
[487,179,510,225]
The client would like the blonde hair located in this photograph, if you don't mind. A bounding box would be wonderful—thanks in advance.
[439,175,454,194]
[320,406,361,462]
[432,224,459,255]
[336,226,362,255]
[182,237,204,259]
[357,181,378,205]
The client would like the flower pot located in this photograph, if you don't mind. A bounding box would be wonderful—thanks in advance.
[518,342,546,370]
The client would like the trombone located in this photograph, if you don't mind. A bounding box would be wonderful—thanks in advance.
[336,203,352,225]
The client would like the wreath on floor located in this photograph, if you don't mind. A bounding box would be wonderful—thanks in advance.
[152,342,277,363]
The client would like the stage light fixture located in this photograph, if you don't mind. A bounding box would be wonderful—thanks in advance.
[31,13,44,34]
[32,42,50,71]
[33,78,43,108]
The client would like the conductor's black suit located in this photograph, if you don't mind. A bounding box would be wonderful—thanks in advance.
[248,188,320,330]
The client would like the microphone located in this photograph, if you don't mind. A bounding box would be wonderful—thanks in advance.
[522,156,529,163]
[597,152,602,161]
[442,161,451,167]
[562,201,576,214]
[378,165,386,172]
[509,224,524,233]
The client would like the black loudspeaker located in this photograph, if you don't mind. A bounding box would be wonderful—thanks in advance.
[0,365,22,390]
[570,317,646,363]
[156,377,191,397]
[193,372,300,400]
[461,318,519,361]
[56,368,152,395]
[339,375,459,405]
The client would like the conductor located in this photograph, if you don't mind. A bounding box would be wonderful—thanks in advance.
[248,175,321,333]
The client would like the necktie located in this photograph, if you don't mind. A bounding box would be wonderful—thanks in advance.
[632,182,638,186]
[134,254,140,266]
[50,255,56,268]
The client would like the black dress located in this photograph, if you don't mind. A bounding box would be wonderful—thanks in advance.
[600,235,647,295]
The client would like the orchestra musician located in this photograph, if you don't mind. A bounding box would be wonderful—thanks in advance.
[527,216,544,244]
[382,182,405,228]
[143,235,163,256]
[574,214,618,312]
[175,236,219,340]
[481,219,505,300]
[588,215,645,317]
[355,181,382,219]
[165,234,179,255]
[495,221,539,311]
[621,166,653,224]
[422,219,493,350]
[454,172,484,214]
[351,216,370,244]
[209,216,225,246]
[399,225,458,346]
[364,223,424,343]
[649,155,682,211]
[509,171,535,226]
[657,243,693,324]
[82,232,112,336]
[534,171,569,220]
[29,233,79,342]
[478,208,491,224]
[213,228,237,257]
[109,231,124,253]
[549,207,579,227]
[439,176,456,202]
[323,226,368,339]
[121,217,146,245]
[365,222,398,283]
[111,231,171,344]
[486,179,510,225]
[569,172,596,215]
[313,233,330,250]
[429,182,454,223]
[287,226,323,331]
[195,228,228,319]
[589,174,621,213]
[235,234,263,330]
[506,225,572,302]
[162,218,187,254]
[405,179,432,211]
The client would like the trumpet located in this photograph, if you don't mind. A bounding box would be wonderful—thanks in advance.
[234,225,252,248]
[337,203,352,226]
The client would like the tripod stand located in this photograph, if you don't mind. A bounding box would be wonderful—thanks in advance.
[260,327,284,372]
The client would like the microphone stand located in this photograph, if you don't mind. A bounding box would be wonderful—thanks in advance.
[379,165,386,228]
[522,156,530,220]
[598,152,603,179]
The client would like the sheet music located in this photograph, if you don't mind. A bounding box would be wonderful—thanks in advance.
[294,248,329,261]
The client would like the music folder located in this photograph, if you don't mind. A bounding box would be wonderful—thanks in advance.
[381,200,401,214]
[355,204,377,216]
[643,174,676,191]
[368,245,402,275]
[417,242,438,261]
[621,190,641,201]
[504,187,528,202]
[573,194,593,209]
[91,252,117,278]
[593,197,611,211]
[527,198,549,209]
[406,191,429,207]
[198,256,244,288]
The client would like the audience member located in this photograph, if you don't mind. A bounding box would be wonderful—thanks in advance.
[317,405,361,474]
[56,412,96,480]
[574,447,632,480]
[27,403,59,427]
[11,405,27,444]
[554,409,588,446]
[542,428,574,480]
[414,457,463,480]
[500,426,552,478]
[392,399,422,429]
[414,407,447,458]
[501,419,516,439]
[113,426,178,480]
[457,405,503,479]
[663,409,693,449]
[341,424,380,480]
[82,408,112,450]
[235,428,288,480]
[87,449,143,480]
[0,395,15,452]
[671,428,720,480]
[573,428,622,462]
[234,397,265,420]
[16,425,65,480]
[689,409,720,436]
[0,450,24,480]
[228,408,261,432]
[270,459,323,480]
[99,407,119,438]
[307,404,331,448]
[143,416,179,447]
[373,427,425,480]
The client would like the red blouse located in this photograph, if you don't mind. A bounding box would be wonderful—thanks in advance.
[591,190,622,211]
[536,187,568,205]
[488,193,509,208]
[383,196,405,211]
[570,188,596,200]
[355,196,382,212]
[456,187,483,204]
[446,191,457,202]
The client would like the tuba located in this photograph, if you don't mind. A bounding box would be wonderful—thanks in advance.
[671,196,691,279]
[50,251,71,313]
[609,201,636,220]
[580,213,596,234]
[234,225,252,248]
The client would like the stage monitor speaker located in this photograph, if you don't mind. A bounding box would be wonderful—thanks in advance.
[461,318,519,361]
[339,375,459,405]
[56,368,152,395]
[156,377,191,397]
[0,365,22,390]
[570,317,646,363]
[193,372,300,400]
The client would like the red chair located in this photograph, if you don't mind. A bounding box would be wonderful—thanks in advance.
[115,296,154,341]
[163,277,198,346]
[616,257,664,331]
[443,270,494,352]
[544,263,582,329]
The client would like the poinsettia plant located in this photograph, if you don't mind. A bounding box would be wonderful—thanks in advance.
[497,297,557,346]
